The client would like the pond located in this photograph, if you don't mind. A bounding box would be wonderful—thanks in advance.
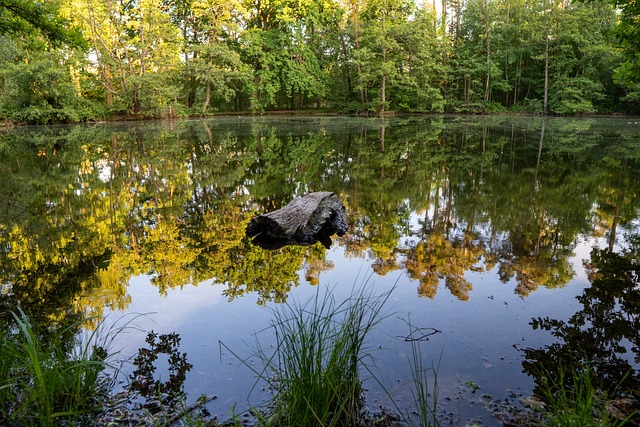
[1,115,639,425]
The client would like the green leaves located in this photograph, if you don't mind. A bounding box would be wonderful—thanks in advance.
[0,55,102,124]
[612,0,640,90]
[0,0,635,121]
[0,0,85,47]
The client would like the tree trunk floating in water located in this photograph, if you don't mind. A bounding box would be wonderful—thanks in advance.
[246,191,348,250]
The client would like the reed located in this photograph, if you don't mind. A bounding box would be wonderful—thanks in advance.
[536,363,633,427]
[235,285,392,427]
[0,309,121,426]
[407,336,440,427]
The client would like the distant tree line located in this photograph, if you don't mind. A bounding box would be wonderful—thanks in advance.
[0,0,638,123]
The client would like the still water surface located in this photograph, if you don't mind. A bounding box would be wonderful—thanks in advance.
[1,116,639,424]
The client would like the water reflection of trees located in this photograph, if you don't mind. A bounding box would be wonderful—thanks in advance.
[522,148,640,416]
[523,240,640,421]
[336,118,612,300]
[0,118,639,328]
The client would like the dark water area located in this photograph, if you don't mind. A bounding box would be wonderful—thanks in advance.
[1,116,639,425]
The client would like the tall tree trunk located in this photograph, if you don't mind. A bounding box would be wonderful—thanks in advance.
[202,80,211,115]
[87,8,116,106]
[513,52,521,106]
[380,11,387,115]
[543,26,550,114]
[181,12,192,108]
[380,73,386,114]
[137,6,147,116]
[432,0,437,28]
[251,75,260,111]
[202,50,213,114]
[339,33,353,99]
[441,0,447,35]
[352,0,366,105]
[105,65,114,106]
[483,0,491,103]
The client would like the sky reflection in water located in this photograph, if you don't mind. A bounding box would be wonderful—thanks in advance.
[0,116,638,424]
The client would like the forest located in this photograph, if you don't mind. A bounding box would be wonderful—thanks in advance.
[0,0,639,124]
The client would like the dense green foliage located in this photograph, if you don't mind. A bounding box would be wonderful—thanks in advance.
[0,0,84,46]
[0,0,636,123]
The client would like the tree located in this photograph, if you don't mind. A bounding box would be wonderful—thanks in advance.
[0,0,83,46]
[0,1,96,124]
[392,3,447,112]
[456,0,504,111]
[165,0,250,114]
[72,0,182,116]
[611,0,640,99]
[0,51,101,124]
[547,1,619,114]
[357,0,415,114]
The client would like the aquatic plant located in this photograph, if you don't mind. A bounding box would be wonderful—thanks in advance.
[0,309,120,426]
[407,332,441,427]
[534,363,635,427]
[230,285,392,427]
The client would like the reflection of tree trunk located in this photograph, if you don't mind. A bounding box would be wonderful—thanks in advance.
[536,209,545,256]
[190,148,200,214]
[433,179,440,229]
[380,120,385,152]
[445,179,453,235]
[535,119,546,186]
[109,134,118,225]
[126,148,139,250]
[608,208,618,254]
[204,122,214,150]
[423,178,432,238]
[482,126,487,153]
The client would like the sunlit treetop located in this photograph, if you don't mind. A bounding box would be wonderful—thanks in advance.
[0,0,84,47]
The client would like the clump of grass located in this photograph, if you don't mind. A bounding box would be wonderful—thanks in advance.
[535,363,634,427]
[407,334,440,427]
[235,286,392,427]
[0,308,121,426]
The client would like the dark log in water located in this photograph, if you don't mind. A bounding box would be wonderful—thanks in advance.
[246,191,348,249]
